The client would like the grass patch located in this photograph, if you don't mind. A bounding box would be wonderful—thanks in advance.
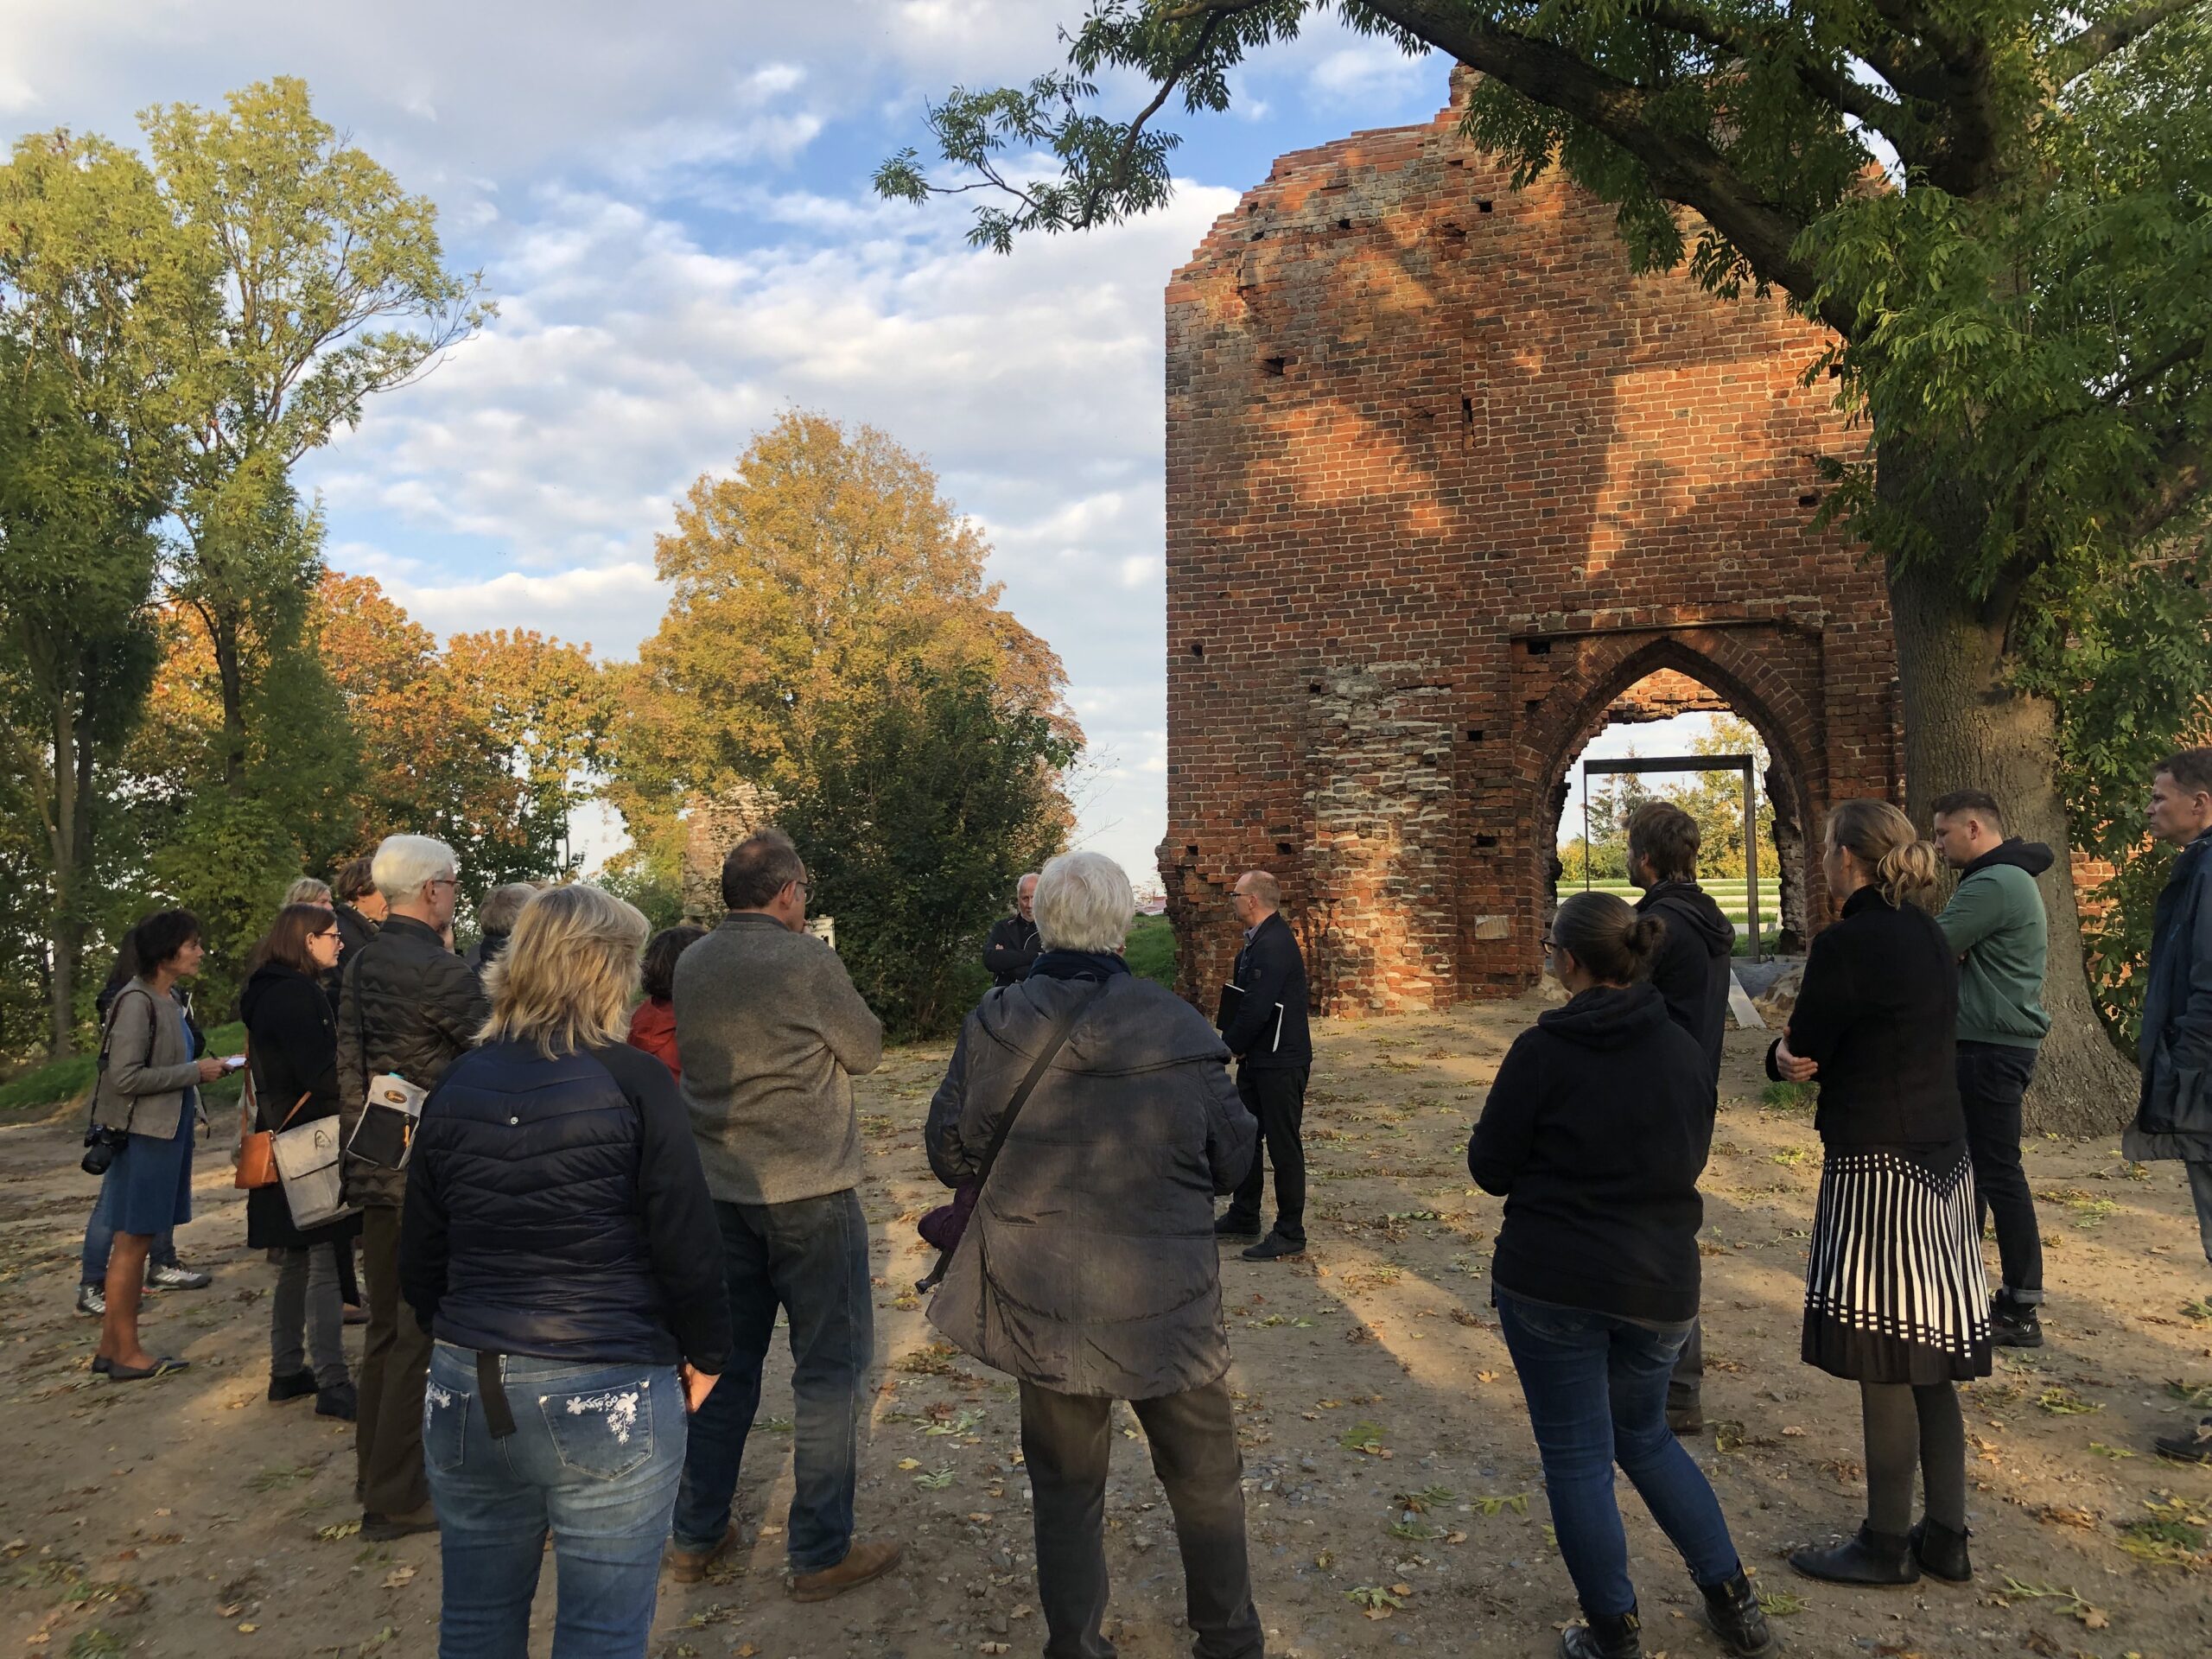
[1124,914,1176,988]
[0,1020,246,1112]
[1759,1080,1815,1112]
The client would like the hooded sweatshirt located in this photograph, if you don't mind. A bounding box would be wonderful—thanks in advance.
[1936,839,2053,1050]
[1636,879,1737,1086]
[1467,982,1714,1323]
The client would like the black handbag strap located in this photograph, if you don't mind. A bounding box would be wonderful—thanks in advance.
[971,982,1102,1193]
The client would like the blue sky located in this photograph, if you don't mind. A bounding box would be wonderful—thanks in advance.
[4,1,1469,881]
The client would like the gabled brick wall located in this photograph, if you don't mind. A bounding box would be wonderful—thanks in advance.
[1160,73,1899,1011]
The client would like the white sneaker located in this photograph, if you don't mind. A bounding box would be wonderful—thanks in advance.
[145,1262,212,1291]
[74,1283,105,1317]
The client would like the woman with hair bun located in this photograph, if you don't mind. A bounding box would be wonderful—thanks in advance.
[1470,892,1772,1659]
[1771,798,1990,1589]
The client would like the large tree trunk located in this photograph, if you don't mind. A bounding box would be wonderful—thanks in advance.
[1884,533,2139,1139]
[41,680,86,1059]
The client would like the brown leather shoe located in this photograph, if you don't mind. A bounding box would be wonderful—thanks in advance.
[789,1539,903,1602]
[664,1523,739,1585]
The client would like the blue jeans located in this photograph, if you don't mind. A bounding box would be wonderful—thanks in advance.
[423,1344,684,1659]
[1497,1292,1744,1618]
[79,1162,179,1282]
[672,1192,873,1571]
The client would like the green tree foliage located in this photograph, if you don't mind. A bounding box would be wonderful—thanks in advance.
[611,410,1077,866]
[780,663,1079,1039]
[0,130,202,1054]
[883,2,2212,1128]
[144,76,490,794]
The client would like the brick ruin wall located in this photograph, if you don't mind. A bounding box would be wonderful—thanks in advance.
[1159,73,1901,1012]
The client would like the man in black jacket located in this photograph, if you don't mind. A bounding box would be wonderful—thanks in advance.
[2130,749,2212,1463]
[1215,870,1314,1261]
[982,874,1042,987]
[1627,802,1735,1435]
[335,834,489,1541]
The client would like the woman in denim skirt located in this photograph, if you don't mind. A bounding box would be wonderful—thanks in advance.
[399,885,731,1657]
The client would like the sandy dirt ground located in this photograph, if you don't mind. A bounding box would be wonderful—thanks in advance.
[4,995,2212,1659]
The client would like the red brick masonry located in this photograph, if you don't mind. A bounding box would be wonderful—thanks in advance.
[1159,74,1899,1011]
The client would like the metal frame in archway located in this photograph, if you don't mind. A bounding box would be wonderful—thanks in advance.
[1580,753,1763,963]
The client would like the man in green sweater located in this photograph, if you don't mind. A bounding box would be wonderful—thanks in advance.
[1932,791,2053,1347]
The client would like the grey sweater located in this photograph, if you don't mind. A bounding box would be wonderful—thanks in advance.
[673,912,885,1205]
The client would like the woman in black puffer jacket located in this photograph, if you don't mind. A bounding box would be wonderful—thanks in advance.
[399,884,730,1659]
[240,904,363,1419]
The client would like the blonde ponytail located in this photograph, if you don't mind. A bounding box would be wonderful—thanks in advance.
[1827,798,1942,912]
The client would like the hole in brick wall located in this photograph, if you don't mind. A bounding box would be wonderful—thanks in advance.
[1337,218,1351,231]
[1466,728,1484,742]
[1262,356,1287,377]
[1439,222,1465,239]
[1475,835,1498,849]
[1797,492,1821,507]
[1275,842,1294,855]
[1185,844,1199,856]
[1249,230,1267,241]
[1460,395,1474,423]
[1309,682,1324,694]
[1476,200,1494,213]
[1525,699,1543,715]
[1190,641,1205,658]
[1526,639,1552,656]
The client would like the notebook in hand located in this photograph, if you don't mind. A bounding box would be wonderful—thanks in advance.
[1215,983,1286,1052]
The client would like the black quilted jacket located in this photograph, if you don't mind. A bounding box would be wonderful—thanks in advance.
[399,1040,731,1372]
[334,915,489,1208]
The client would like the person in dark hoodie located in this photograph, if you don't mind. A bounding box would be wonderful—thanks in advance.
[1626,801,1736,1434]
[1469,892,1770,1659]
[240,904,362,1420]
[1930,791,2052,1348]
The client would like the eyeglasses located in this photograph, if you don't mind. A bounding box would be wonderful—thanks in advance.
[1540,935,1557,950]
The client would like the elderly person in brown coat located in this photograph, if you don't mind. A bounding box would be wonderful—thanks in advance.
[925,851,1262,1659]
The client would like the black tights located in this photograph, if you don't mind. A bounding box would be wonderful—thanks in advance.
[1860,1381,1966,1535]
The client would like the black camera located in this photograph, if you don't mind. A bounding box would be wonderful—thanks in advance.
[82,1122,129,1177]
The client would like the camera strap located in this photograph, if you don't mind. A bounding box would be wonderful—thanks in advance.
[88,988,158,1138]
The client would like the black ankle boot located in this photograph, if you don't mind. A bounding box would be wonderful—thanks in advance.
[1910,1516,1972,1583]
[1559,1606,1642,1659]
[1696,1569,1777,1656]
[1789,1522,1919,1586]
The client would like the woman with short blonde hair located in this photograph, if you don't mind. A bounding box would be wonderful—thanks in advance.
[399,883,731,1657]
[1772,798,1989,1591]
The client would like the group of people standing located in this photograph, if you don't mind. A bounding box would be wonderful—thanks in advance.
[63,747,2212,1659]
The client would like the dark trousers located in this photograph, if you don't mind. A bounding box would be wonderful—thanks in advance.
[1224,1065,1307,1246]
[1957,1041,2044,1300]
[358,1205,433,1517]
[1666,1316,1703,1421]
[1020,1378,1262,1659]
[672,1191,873,1572]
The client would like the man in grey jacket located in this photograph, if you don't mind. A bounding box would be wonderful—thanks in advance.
[667,830,903,1600]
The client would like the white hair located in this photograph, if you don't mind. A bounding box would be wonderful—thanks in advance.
[1033,851,1134,953]
[1016,872,1040,891]
[372,834,460,903]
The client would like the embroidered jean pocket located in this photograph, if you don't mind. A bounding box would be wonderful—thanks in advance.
[423,1378,470,1474]
[538,1378,655,1481]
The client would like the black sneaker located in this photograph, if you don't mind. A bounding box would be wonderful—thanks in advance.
[1559,1606,1642,1658]
[145,1261,213,1291]
[1213,1214,1262,1239]
[2153,1414,2212,1465]
[1241,1232,1306,1262]
[74,1283,105,1318]
[268,1369,318,1404]
[1989,1294,2042,1349]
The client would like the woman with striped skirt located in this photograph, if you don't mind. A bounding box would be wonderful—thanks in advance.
[1770,798,1993,1587]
